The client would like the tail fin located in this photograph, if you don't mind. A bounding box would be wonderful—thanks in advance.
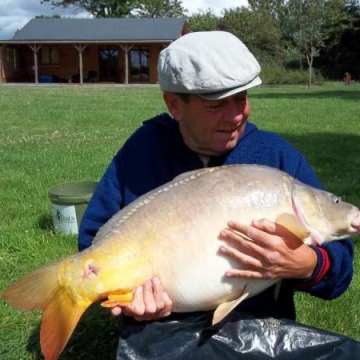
[40,286,87,360]
[2,262,89,360]
[2,261,62,310]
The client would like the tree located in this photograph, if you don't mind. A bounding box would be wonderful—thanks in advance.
[282,0,326,87]
[248,0,285,17]
[42,0,187,18]
[218,7,282,63]
[41,0,137,17]
[132,0,187,17]
[188,9,219,32]
[319,0,360,78]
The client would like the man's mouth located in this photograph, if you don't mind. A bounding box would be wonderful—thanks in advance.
[217,124,242,133]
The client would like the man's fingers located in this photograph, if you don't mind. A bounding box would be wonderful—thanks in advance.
[114,277,173,321]
[219,228,266,259]
[159,292,173,318]
[110,306,122,317]
[225,220,270,247]
[251,219,304,248]
[226,219,301,248]
[219,242,278,278]
[142,280,157,314]
[219,242,263,268]
[122,286,145,316]
[220,219,315,279]
[225,268,274,279]
[152,277,165,311]
[251,219,278,234]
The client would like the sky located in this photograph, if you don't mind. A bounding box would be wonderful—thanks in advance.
[0,0,248,40]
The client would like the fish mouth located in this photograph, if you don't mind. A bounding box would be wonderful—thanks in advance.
[350,212,360,232]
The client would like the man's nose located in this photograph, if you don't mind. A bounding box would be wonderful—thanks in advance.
[224,98,246,122]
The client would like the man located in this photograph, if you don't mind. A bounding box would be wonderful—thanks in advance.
[78,31,353,357]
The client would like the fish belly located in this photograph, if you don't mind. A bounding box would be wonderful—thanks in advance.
[144,215,280,313]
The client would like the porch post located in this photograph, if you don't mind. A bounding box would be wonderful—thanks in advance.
[0,46,3,83]
[120,44,133,84]
[74,45,87,84]
[29,44,42,84]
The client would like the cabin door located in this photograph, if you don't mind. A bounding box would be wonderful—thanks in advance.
[99,46,119,82]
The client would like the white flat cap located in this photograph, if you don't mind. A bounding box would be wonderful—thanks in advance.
[157,31,262,100]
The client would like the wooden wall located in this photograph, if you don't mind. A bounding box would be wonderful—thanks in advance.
[1,42,167,84]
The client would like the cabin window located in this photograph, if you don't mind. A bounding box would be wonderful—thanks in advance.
[130,48,150,82]
[5,48,20,70]
[41,47,60,65]
[99,46,119,82]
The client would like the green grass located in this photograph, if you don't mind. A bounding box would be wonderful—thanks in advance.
[0,82,360,359]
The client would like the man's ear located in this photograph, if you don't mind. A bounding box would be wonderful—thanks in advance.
[163,92,184,121]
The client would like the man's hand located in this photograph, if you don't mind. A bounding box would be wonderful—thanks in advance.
[218,219,317,280]
[111,277,173,321]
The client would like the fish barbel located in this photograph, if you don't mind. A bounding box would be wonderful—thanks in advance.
[2,164,360,360]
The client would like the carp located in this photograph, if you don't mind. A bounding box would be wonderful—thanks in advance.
[2,164,360,360]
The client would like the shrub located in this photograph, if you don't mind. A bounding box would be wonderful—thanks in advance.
[260,64,325,85]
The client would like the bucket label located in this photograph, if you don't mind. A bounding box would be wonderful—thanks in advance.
[51,204,78,235]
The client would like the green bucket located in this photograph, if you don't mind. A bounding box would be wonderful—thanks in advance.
[48,181,98,235]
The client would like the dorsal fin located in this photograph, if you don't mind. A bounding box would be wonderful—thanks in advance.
[173,165,234,182]
[172,168,209,182]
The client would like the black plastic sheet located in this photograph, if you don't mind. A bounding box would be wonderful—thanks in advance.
[117,310,360,360]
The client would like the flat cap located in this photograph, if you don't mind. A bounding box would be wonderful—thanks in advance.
[157,31,262,100]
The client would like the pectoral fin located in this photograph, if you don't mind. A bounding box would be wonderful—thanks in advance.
[100,290,134,308]
[212,289,249,325]
[276,213,310,240]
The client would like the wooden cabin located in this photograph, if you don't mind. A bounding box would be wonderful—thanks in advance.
[0,18,188,84]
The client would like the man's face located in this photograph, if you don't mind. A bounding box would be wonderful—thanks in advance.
[165,91,250,157]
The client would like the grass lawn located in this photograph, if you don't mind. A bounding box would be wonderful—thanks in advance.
[0,82,359,359]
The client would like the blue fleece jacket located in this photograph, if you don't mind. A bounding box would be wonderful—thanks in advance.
[78,113,353,320]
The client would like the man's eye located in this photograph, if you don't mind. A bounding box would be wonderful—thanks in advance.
[208,103,221,109]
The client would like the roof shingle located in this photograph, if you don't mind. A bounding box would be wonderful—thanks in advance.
[12,18,188,42]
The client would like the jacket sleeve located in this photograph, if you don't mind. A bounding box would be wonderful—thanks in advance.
[294,239,354,299]
[78,142,131,251]
[290,155,354,299]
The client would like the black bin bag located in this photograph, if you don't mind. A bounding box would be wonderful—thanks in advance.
[117,310,360,360]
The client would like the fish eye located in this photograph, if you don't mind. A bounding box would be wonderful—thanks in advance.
[332,195,342,204]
